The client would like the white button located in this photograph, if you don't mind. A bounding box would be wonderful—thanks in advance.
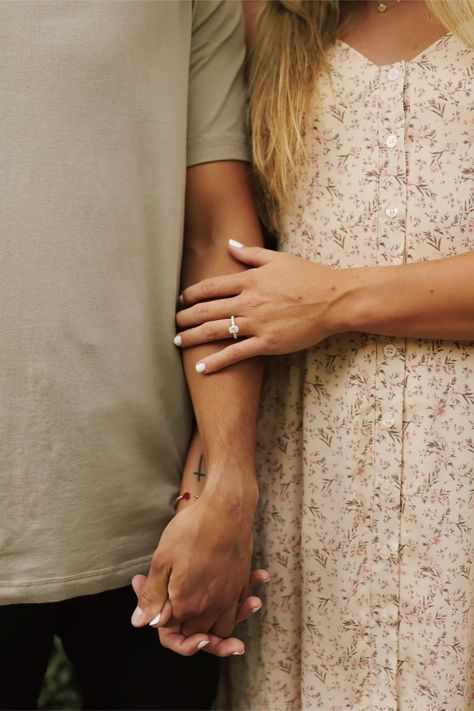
[378,544,391,559]
[383,344,397,358]
[380,479,393,495]
[385,205,399,218]
[377,607,390,621]
[387,66,400,81]
[382,412,394,428]
[385,134,397,148]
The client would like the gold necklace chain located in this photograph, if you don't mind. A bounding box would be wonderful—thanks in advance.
[377,0,401,12]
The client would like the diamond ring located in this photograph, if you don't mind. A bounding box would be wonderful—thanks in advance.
[229,315,239,340]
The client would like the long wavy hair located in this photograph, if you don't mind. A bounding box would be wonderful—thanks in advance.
[249,0,474,233]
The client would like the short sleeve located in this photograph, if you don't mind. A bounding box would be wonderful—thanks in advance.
[187,0,250,167]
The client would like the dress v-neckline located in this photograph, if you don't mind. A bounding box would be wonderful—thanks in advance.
[335,32,452,69]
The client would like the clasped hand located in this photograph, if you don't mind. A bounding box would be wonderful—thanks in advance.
[131,489,267,657]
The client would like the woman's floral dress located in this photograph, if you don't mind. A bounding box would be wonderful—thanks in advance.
[221,34,474,711]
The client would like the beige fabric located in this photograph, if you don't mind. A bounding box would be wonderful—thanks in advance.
[222,34,474,710]
[0,0,248,604]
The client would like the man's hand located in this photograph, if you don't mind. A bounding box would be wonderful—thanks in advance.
[131,478,258,639]
[132,568,268,657]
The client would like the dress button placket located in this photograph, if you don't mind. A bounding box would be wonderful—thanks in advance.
[371,61,406,709]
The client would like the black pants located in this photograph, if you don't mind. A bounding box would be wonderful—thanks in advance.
[0,586,219,711]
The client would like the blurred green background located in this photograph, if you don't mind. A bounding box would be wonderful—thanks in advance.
[38,638,81,711]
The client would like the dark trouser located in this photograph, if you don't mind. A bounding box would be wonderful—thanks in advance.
[0,585,219,711]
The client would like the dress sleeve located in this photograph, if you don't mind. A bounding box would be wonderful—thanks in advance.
[187,0,250,167]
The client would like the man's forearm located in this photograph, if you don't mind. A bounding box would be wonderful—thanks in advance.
[180,161,263,505]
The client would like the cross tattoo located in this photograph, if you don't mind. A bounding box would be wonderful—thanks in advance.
[193,454,206,483]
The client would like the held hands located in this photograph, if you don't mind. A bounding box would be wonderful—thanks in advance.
[132,568,269,657]
[175,240,351,373]
[131,481,262,656]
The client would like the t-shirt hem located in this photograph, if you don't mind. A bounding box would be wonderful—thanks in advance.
[187,135,250,168]
[0,554,153,605]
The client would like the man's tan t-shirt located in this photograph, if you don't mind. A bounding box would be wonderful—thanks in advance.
[0,0,249,603]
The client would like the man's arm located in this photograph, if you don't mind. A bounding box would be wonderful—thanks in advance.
[181,160,263,487]
[132,160,264,643]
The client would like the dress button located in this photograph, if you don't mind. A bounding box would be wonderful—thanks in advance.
[390,540,399,555]
[378,544,391,559]
[383,344,397,358]
[382,412,394,428]
[385,134,397,148]
[377,607,390,621]
[385,205,399,218]
[387,66,400,81]
[380,479,393,495]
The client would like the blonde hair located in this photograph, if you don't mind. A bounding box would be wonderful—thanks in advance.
[249,0,474,232]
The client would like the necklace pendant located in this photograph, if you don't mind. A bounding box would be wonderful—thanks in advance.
[377,2,387,11]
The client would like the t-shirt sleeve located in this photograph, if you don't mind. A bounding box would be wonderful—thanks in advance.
[187,0,250,167]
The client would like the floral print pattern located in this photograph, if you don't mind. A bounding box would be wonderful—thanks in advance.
[220,34,474,711]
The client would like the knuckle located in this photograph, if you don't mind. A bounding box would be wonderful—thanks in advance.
[228,344,242,363]
[158,631,172,649]
[150,552,165,573]
[244,269,256,286]
[262,333,276,352]
[201,279,215,297]
[196,303,209,321]
[138,586,157,609]
[244,294,263,309]
[204,323,219,340]
[173,597,209,621]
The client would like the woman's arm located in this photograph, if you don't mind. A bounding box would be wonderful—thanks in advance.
[174,242,474,373]
[339,250,474,341]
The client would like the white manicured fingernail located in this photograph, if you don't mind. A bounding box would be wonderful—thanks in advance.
[195,362,206,373]
[229,239,244,249]
[251,605,262,614]
[131,606,146,626]
[177,294,184,307]
[148,613,161,626]
[197,640,210,650]
[232,650,245,656]
[173,335,182,347]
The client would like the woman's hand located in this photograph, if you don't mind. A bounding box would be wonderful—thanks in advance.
[175,240,349,373]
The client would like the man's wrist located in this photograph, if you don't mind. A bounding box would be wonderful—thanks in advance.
[201,465,259,520]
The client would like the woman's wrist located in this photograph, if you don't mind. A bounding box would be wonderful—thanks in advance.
[326,265,388,336]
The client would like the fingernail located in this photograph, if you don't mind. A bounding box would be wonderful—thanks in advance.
[229,239,244,249]
[197,640,210,650]
[131,606,146,626]
[173,335,182,347]
[195,362,206,373]
[251,605,262,614]
[262,576,271,583]
[177,294,184,307]
[149,612,161,626]
[232,650,245,656]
